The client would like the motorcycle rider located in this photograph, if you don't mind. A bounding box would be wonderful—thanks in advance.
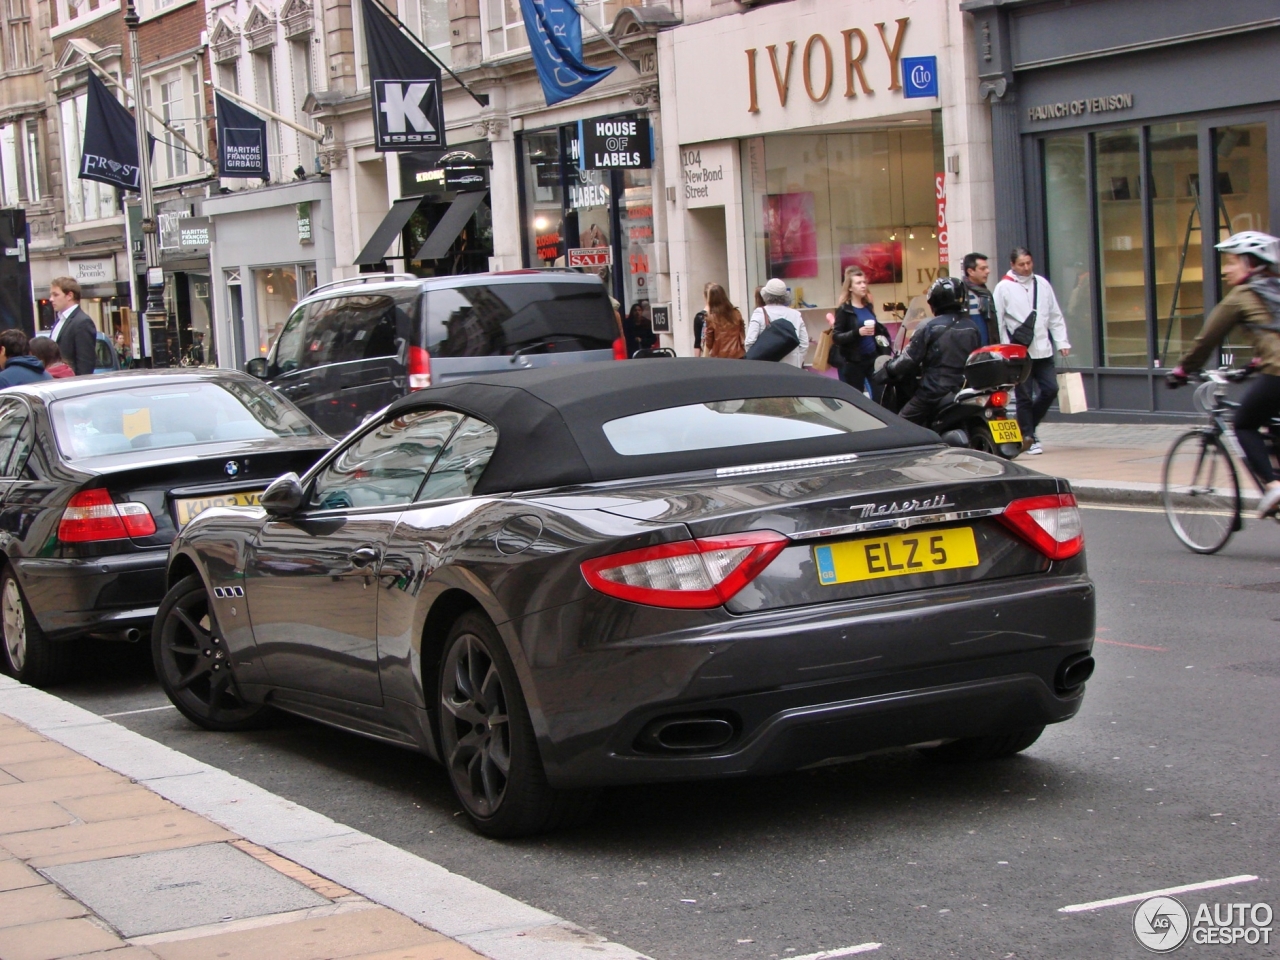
[880,276,983,427]
[1168,230,1280,518]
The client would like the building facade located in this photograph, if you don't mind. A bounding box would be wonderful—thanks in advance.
[659,0,996,353]
[962,0,1280,414]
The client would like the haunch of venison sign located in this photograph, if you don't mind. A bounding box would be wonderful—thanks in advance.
[1028,92,1134,122]
[577,114,652,170]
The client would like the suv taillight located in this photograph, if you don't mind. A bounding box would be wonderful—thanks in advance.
[581,531,789,608]
[58,489,157,543]
[997,493,1083,561]
[408,345,432,390]
[613,337,628,361]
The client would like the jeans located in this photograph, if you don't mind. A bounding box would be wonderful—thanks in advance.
[1234,373,1280,485]
[1016,357,1059,438]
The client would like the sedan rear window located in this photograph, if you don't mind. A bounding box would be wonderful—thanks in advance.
[50,380,322,460]
[602,397,886,456]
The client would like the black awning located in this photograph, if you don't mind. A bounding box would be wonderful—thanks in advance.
[355,197,423,265]
[414,191,488,261]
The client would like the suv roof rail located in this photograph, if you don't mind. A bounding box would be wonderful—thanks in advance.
[307,273,418,297]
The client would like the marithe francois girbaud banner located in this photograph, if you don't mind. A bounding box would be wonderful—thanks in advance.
[215,92,268,178]
[362,0,445,151]
[79,71,141,192]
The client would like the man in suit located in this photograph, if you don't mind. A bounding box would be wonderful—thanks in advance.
[48,277,98,376]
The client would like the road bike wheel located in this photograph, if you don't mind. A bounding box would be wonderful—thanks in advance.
[1162,430,1240,554]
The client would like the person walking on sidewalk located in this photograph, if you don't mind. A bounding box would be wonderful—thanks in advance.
[1168,231,1280,518]
[745,278,809,367]
[701,283,746,358]
[994,247,1070,454]
[830,266,891,397]
[962,252,999,346]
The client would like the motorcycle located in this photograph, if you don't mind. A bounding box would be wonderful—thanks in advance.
[929,343,1030,459]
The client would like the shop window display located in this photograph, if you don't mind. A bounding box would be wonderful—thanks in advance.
[1214,124,1268,364]
[1095,128,1146,367]
[741,125,942,339]
[1150,122,1204,366]
[1044,135,1096,367]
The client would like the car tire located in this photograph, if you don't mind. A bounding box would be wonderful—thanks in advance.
[0,566,72,688]
[918,725,1045,763]
[153,574,270,731]
[437,611,596,838]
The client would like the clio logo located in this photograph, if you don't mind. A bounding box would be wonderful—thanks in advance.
[847,494,953,519]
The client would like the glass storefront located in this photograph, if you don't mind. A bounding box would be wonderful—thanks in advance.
[740,120,942,320]
[399,142,494,278]
[1043,116,1273,377]
[518,123,653,317]
[252,264,307,359]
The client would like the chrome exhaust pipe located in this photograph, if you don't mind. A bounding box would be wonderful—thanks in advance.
[1056,654,1095,693]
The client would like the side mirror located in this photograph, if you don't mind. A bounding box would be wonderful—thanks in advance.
[260,472,305,516]
[244,357,269,379]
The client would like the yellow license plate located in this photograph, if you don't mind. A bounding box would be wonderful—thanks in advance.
[989,419,1023,444]
[814,527,980,585]
[175,491,264,527]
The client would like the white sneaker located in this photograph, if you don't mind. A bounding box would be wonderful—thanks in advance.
[1257,486,1280,519]
[1026,439,1043,455]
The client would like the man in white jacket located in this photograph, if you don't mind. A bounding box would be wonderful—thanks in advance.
[993,247,1071,454]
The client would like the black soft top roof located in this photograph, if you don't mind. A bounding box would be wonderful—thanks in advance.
[387,359,939,494]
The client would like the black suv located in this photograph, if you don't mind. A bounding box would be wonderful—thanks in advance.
[245,271,623,436]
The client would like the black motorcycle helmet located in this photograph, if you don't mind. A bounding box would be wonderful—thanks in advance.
[926,275,968,315]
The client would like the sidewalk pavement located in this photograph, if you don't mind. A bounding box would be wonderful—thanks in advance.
[0,710,484,960]
[1024,421,1263,506]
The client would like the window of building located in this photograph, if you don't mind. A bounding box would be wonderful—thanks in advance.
[1095,128,1146,367]
[23,118,40,200]
[0,124,18,205]
[1044,135,1094,367]
[145,63,205,184]
[418,0,451,67]
[59,93,117,224]
[482,0,631,59]
[290,38,315,172]
[253,49,281,180]
[50,0,119,36]
[218,60,239,96]
[159,72,188,179]
[6,0,31,69]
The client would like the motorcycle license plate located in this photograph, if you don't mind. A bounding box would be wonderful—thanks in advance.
[989,419,1023,444]
[814,527,980,585]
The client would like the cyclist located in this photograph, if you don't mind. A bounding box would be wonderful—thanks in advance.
[1168,231,1280,518]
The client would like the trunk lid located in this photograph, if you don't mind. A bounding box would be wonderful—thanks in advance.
[585,448,1065,612]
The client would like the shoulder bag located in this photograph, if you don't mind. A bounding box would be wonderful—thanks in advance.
[1008,278,1038,348]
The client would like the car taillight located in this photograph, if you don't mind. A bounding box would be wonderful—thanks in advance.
[998,493,1083,561]
[58,489,157,543]
[612,337,628,361]
[408,345,432,390]
[581,531,789,608]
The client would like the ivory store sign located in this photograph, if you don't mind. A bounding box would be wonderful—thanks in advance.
[669,0,941,143]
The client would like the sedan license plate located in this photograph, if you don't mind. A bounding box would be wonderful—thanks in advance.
[814,527,980,585]
[175,491,264,528]
[989,419,1023,444]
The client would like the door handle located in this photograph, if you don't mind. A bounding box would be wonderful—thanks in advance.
[281,382,312,395]
[348,546,380,570]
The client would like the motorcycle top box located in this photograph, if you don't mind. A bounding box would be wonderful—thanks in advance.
[965,344,1031,390]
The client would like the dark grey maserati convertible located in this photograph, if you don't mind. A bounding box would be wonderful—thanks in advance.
[156,361,1095,836]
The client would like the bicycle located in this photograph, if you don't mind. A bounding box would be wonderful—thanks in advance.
[1162,364,1280,553]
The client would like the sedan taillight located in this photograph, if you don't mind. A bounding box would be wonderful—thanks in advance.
[408,345,432,390]
[58,489,157,543]
[998,493,1083,560]
[581,531,789,608]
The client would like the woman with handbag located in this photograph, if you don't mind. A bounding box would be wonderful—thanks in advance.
[701,283,746,358]
[744,278,809,366]
[829,266,892,398]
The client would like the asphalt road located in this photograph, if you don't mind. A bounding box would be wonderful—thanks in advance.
[51,506,1280,959]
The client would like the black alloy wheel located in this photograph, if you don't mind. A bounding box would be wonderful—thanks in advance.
[437,611,595,837]
[918,725,1045,762]
[153,574,269,731]
[1,566,71,688]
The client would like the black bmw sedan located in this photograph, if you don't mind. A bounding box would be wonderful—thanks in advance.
[157,360,1095,837]
[0,370,332,687]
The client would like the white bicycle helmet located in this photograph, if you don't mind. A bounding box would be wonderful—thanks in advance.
[1215,230,1280,265]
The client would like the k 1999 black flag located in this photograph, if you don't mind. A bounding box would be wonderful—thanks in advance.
[361,0,445,151]
[79,71,140,192]
[215,92,269,178]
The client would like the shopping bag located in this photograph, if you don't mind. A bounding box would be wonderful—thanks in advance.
[811,329,833,372]
[1056,370,1088,414]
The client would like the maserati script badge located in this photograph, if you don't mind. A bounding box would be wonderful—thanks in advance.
[224,461,240,477]
[846,494,952,519]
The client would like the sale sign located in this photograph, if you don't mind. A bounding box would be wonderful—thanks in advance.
[936,172,949,265]
[568,247,613,267]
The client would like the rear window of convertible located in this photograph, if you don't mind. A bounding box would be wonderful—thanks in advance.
[602,397,886,456]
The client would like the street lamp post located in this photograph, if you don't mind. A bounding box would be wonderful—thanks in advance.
[123,0,169,366]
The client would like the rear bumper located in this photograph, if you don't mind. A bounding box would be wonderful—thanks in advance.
[13,551,169,639]
[517,573,1094,788]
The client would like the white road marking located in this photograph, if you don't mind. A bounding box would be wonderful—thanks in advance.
[101,704,177,718]
[1078,504,1166,514]
[788,945,882,960]
[1059,875,1259,913]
